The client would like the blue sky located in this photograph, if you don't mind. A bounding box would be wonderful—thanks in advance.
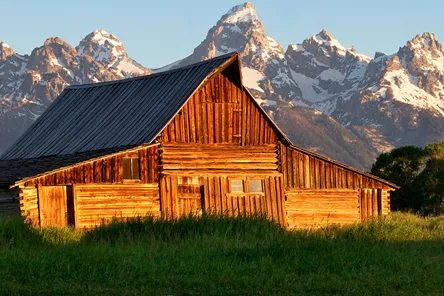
[1,0,442,68]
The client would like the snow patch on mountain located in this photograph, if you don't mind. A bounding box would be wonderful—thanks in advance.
[77,30,149,78]
[290,70,328,103]
[224,3,257,24]
[376,68,444,116]
[242,67,265,92]
[311,29,347,56]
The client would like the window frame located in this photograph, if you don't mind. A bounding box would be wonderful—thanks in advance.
[122,156,140,181]
[229,179,244,193]
[228,177,264,196]
[248,179,264,194]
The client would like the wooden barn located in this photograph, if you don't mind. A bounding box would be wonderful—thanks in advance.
[0,52,398,228]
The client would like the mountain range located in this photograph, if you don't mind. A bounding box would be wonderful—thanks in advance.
[1,2,443,169]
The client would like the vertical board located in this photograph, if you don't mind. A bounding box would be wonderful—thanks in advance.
[160,73,278,146]
[22,146,159,187]
[280,144,393,203]
[39,186,68,227]
[360,188,385,221]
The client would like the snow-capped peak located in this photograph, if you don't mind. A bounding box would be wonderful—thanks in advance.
[0,42,11,49]
[310,29,347,56]
[0,41,15,60]
[77,29,125,63]
[317,29,336,42]
[400,32,444,74]
[420,32,438,44]
[90,30,123,48]
[222,2,257,24]
[408,32,442,51]
[76,30,149,78]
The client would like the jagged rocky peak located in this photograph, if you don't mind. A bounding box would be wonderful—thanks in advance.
[305,29,347,56]
[174,2,300,100]
[408,32,441,50]
[0,42,15,60]
[403,32,444,59]
[220,2,258,25]
[202,1,285,63]
[26,36,78,73]
[374,51,386,59]
[396,32,444,76]
[76,29,150,77]
[42,37,77,55]
[318,28,336,41]
[77,30,125,63]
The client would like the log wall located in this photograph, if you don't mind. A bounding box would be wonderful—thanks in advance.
[75,183,160,228]
[160,143,278,173]
[286,188,361,228]
[0,187,20,217]
[19,186,39,227]
[22,146,158,187]
[162,73,278,146]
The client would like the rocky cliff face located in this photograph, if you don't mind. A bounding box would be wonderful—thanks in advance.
[0,30,151,155]
[173,2,302,104]
[328,32,444,152]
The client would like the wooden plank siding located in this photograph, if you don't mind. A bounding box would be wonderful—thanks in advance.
[360,189,390,221]
[157,72,286,225]
[39,186,69,227]
[160,175,286,226]
[17,146,159,228]
[161,73,278,146]
[286,189,360,228]
[75,184,160,228]
[21,146,159,187]
[280,144,393,227]
[279,144,392,190]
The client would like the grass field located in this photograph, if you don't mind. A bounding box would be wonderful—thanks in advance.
[1,213,444,296]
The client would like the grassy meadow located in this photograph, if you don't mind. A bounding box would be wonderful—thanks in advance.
[1,213,444,295]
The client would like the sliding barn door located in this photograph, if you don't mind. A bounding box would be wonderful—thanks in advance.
[38,185,75,227]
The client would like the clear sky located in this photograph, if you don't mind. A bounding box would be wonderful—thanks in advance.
[1,0,442,68]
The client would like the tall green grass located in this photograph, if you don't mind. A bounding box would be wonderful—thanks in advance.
[1,213,443,295]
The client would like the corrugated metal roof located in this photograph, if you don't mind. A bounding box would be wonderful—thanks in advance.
[1,53,236,160]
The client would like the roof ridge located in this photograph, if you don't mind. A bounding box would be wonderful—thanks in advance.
[67,52,238,90]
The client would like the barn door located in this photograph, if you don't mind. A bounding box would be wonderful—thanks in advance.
[177,184,203,217]
[39,185,75,227]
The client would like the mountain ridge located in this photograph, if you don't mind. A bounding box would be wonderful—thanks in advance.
[1,2,443,170]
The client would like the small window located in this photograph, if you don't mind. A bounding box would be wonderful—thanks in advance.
[230,180,244,193]
[123,157,140,180]
[249,179,263,193]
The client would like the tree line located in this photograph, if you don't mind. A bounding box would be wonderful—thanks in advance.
[371,142,444,215]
